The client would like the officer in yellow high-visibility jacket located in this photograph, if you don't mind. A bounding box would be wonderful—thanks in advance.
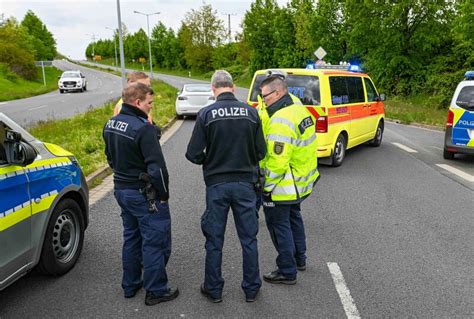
[258,70,319,285]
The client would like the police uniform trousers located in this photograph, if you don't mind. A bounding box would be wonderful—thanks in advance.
[263,203,307,279]
[201,182,262,298]
[114,188,171,296]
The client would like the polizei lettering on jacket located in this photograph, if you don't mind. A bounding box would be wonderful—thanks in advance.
[211,107,249,119]
[106,119,129,132]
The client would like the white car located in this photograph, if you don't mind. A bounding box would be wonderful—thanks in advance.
[58,71,87,93]
[175,84,215,119]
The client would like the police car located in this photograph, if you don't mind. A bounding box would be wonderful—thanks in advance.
[248,64,385,166]
[0,113,88,291]
[443,71,474,159]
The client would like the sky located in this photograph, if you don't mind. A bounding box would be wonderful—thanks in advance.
[1,0,289,60]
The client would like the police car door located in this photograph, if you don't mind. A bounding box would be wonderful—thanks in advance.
[0,126,32,288]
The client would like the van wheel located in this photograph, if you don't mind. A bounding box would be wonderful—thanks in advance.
[331,134,346,167]
[369,121,384,147]
[37,198,85,276]
[443,149,454,160]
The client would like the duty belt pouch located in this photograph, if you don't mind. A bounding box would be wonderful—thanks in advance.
[139,173,158,213]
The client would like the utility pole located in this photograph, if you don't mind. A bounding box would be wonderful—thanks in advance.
[134,10,160,81]
[106,27,119,71]
[116,0,127,88]
[222,13,236,43]
[86,33,98,63]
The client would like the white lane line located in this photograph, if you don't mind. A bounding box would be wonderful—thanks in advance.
[430,146,443,151]
[436,164,474,183]
[30,105,48,110]
[0,102,7,105]
[328,262,361,319]
[392,142,418,153]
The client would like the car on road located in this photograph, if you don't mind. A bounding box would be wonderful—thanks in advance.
[443,71,474,159]
[248,65,385,166]
[175,83,215,119]
[58,70,87,93]
[0,112,89,291]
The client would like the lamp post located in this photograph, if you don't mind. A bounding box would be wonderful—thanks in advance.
[86,33,97,63]
[106,27,119,71]
[133,10,160,81]
[116,0,126,88]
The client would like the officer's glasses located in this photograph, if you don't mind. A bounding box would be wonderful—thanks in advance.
[260,90,277,99]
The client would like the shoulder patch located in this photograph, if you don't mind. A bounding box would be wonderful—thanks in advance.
[298,116,314,134]
[274,141,284,155]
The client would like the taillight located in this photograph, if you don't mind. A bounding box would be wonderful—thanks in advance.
[178,96,187,100]
[316,116,328,133]
[446,109,454,127]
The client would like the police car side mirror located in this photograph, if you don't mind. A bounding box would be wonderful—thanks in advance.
[377,93,386,102]
[4,131,37,166]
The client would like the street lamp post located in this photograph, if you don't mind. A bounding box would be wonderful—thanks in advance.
[106,27,119,71]
[133,10,160,81]
[86,33,97,64]
[116,0,127,88]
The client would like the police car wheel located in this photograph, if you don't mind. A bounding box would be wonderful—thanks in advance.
[37,198,85,276]
[176,113,184,120]
[443,149,455,160]
[369,121,384,147]
[331,134,346,167]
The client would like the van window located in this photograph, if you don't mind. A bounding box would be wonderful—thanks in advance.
[330,76,364,105]
[364,78,378,102]
[250,75,320,105]
[456,86,474,111]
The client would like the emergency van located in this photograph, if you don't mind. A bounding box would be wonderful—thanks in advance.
[248,66,385,166]
[443,71,474,159]
[0,113,88,291]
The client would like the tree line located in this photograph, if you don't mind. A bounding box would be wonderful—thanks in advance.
[89,0,471,105]
[0,10,57,80]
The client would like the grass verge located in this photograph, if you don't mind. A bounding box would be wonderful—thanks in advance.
[29,79,177,176]
[0,66,63,101]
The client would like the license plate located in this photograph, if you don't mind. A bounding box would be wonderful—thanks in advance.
[67,85,73,88]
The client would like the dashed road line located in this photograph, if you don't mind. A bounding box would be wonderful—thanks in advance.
[0,102,8,105]
[436,164,474,183]
[392,142,418,153]
[328,262,361,319]
[30,105,48,110]
[430,146,443,151]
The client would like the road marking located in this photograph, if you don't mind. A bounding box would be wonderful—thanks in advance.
[30,105,48,110]
[109,91,114,94]
[430,146,443,151]
[328,262,361,319]
[0,102,7,105]
[436,164,474,182]
[392,142,418,153]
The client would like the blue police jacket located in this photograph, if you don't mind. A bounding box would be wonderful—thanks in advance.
[185,91,266,186]
[103,103,169,201]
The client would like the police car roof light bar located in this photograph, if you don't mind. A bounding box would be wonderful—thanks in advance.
[464,71,474,80]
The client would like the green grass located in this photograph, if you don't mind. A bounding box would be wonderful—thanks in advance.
[384,95,448,128]
[29,80,177,176]
[0,66,63,101]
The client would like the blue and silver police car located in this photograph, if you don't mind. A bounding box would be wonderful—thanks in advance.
[443,71,474,159]
[0,113,89,291]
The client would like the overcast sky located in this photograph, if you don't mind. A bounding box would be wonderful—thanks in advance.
[1,0,288,60]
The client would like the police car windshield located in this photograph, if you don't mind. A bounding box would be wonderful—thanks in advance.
[61,72,80,78]
[250,75,321,106]
[184,84,211,92]
[456,86,474,110]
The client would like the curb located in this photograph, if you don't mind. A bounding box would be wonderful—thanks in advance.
[386,118,444,132]
[85,116,178,189]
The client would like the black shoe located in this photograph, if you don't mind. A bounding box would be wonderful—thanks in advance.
[145,287,179,306]
[263,270,296,285]
[245,289,259,303]
[200,284,222,303]
[297,263,306,271]
[124,286,141,299]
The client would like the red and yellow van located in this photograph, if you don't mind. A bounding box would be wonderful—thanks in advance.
[247,66,385,166]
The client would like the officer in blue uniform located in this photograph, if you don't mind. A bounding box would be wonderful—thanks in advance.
[186,70,267,303]
[103,83,179,306]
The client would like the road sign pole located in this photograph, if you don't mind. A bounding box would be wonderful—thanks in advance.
[41,61,46,86]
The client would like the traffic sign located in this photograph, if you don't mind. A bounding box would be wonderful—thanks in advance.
[314,47,327,60]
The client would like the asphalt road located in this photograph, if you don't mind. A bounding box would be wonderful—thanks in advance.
[0,60,122,127]
[1,117,472,318]
[0,62,472,317]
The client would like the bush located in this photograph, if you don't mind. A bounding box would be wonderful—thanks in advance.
[0,42,37,80]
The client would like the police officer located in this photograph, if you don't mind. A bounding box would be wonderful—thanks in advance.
[258,70,319,284]
[103,82,179,306]
[186,70,266,303]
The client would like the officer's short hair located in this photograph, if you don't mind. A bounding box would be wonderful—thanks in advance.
[127,71,149,83]
[211,70,233,89]
[260,69,288,92]
[122,82,154,104]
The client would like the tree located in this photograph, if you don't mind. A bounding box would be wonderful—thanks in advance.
[151,22,181,69]
[21,10,57,60]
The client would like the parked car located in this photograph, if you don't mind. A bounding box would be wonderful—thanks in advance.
[248,66,385,166]
[443,71,474,159]
[0,113,89,291]
[58,70,87,93]
[175,84,215,119]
